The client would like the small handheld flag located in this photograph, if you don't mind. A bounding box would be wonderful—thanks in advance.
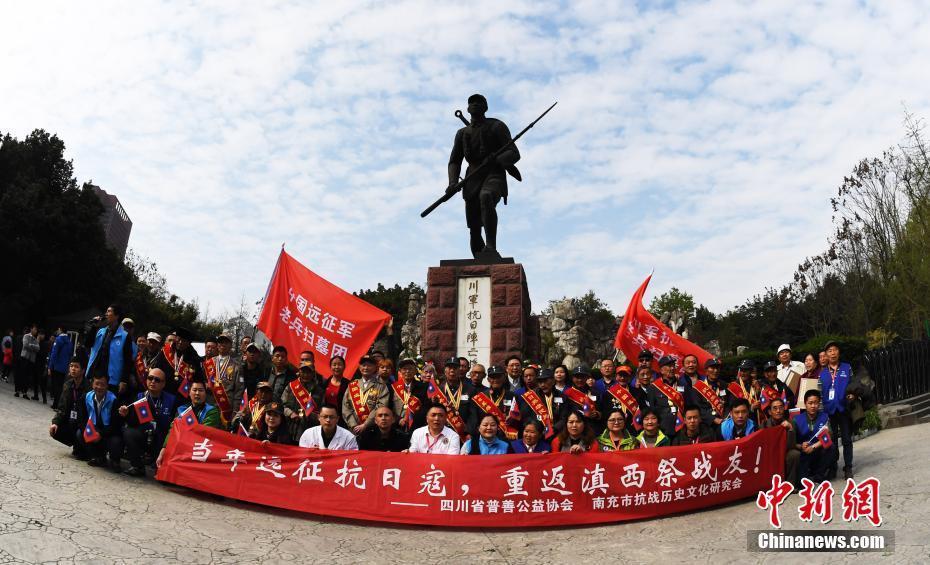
[303,397,317,418]
[632,408,644,431]
[815,426,833,449]
[132,398,153,425]
[178,378,192,399]
[674,411,685,432]
[426,378,438,399]
[178,406,196,428]
[237,422,250,437]
[507,396,522,424]
[83,417,101,444]
[240,389,250,413]
[788,407,801,419]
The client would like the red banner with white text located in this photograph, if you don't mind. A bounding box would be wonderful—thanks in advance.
[615,275,714,372]
[156,424,784,527]
[257,249,391,378]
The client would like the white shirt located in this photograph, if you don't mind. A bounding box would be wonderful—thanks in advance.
[299,425,358,450]
[408,425,461,455]
[777,360,806,384]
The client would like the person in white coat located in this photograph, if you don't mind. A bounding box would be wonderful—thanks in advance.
[408,404,461,455]
[299,405,358,450]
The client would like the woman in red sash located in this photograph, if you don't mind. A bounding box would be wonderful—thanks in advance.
[324,356,349,424]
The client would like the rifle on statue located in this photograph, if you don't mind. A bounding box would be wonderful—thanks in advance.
[420,101,557,218]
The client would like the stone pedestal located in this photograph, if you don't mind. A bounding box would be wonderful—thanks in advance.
[421,260,536,367]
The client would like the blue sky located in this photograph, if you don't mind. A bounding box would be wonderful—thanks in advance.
[4,0,930,319]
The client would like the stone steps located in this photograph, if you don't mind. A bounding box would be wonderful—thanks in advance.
[880,392,930,429]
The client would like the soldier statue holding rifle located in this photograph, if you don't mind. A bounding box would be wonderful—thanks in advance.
[421,94,556,260]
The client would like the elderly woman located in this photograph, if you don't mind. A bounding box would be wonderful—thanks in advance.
[461,414,512,455]
[636,408,670,448]
[551,411,600,454]
[510,420,551,454]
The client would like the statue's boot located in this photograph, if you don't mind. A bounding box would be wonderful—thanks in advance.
[470,228,485,259]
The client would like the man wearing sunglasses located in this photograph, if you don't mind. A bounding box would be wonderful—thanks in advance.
[115,367,177,477]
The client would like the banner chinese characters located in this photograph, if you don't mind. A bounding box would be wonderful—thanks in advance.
[256,249,391,378]
[156,425,784,527]
[615,275,714,371]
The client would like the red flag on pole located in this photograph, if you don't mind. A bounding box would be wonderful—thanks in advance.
[257,249,392,379]
[614,275,713,373]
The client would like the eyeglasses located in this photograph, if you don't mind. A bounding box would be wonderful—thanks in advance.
[146,376,164,383]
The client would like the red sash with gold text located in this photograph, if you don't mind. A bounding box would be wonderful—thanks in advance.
[428,380,467,438]
[347,380,372,424]
[472,392,518,440]
[162,343,193,398]
[693,380,724,415]
[653,380,684,414]
[289,379,317,418]
[134,351,147,390]
[521,390,553,437]
[391,380,422,429]
[203,357,233,424]
[607,383,640,415]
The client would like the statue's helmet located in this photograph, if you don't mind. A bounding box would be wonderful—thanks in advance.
[467,93,488,112]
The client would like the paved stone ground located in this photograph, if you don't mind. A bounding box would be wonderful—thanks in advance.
[0,379,926,564]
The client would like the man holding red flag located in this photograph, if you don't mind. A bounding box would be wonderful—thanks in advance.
[75,373,120,470]
[256,249,391,381]
[615,275,713,375]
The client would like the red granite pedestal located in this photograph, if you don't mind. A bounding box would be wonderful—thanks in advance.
[420,261,538,366]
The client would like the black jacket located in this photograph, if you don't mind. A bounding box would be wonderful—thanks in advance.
[357,425,410,452]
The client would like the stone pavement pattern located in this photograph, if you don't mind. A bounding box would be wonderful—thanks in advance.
[0,380,927,564]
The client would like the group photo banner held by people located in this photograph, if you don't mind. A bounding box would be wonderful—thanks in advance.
[615,274,714,371]
[156,424,784,527]
[257,249,392,378]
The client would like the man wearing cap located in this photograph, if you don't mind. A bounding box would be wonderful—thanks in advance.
[342,355,391,434]
[133,332,162,392]
[692,358,729,427]
[447,93,521,259]
[646,356,695,437]
[391,358,431,432]
[635,350,657,387]
[85,304,136,399]
[760,360,795,414]
[265,345,297,403]
[153,379,221,473]
[203,333,243,425]
[281,364,325,442]
[152,327,203,398]
[240,343,265,400]
[819,341,855,479]
[602,365,645,435]
[238,381,275,436]
[515,368,566,441]
[563,366,605,432]
[727,360,760,416]
[776,343,805,392]
[469,365,519,439]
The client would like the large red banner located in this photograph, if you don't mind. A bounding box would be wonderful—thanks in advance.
[155,425,784,527]
[257,249,391,378]
[615,275,714,372]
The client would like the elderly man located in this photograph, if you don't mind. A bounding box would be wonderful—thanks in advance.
[592,358,616,394]
[408,404,461,454]
[265,345,296,403]
[202,333,242,425]
[693,358,728,427]
[154,379,221,470]
[515,367,566,441]
[601,365,644,435]
[645,356,695,438]
[342,355,391,434]
[469,365,517,438]
[776,344,806,384]
[391,358,431,432]
[282,364,325,442]
[132,332,162,392]
[153,327,203,398]
[299,405,358,450]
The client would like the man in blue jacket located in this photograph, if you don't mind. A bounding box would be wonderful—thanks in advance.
[794,389,839,483]
[85,304,135,399]
[819,340,854,479]
[47,327,73,411]
[116,367,177,477]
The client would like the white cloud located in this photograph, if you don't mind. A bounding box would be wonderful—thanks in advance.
[3,0,930,325]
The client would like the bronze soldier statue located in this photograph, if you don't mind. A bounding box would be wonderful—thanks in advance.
[447,94,521,259]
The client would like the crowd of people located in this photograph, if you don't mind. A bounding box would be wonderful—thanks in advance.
[1,303,867,490]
